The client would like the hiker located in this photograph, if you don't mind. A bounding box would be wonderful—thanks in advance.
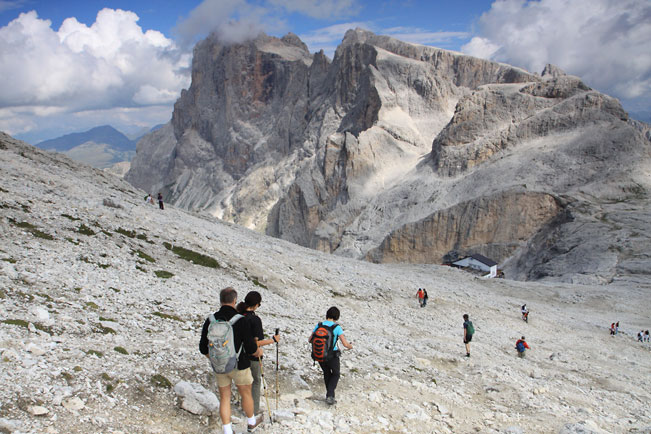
[463,314,474,357]
[199,287,263,434]
[144,193,152,204]
[615,321,619,335]
[417,288,425,307]
[236,291,280,419]
[515,336,530,358]
[610,323,616,336]
[638,331,644,342]
[645,331,650,342]
[521,304,529,322]
[309,306,353,405]
[422,289,429,307]
[157,192,164,210]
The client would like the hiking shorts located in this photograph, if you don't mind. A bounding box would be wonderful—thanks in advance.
[464,335,473,343]
[215,367,253,388]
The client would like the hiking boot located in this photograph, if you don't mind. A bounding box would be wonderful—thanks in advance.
[466,353,471,357]
[247,414,264,432]
[326,396,336,405]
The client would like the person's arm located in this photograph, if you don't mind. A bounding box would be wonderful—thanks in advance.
[464,324,467,340]
[524,342,530,349]
[339,334,353,350]
[199,317,210,356]
[257,335,280,347]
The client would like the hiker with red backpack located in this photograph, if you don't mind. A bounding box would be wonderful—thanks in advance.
[309,306,353,405]
[515,336,530,358]
[199,287,263,434]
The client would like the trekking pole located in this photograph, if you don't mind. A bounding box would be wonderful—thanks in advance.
[275,328,280,411]
[259,356,273,425]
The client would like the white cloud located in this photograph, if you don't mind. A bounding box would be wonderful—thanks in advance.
[0,0,25,13]
[269,0,361,19]
[461,0,651,110]
[0,9,190,140]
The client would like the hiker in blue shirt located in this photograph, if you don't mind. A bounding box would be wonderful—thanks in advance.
[309,306,353,405]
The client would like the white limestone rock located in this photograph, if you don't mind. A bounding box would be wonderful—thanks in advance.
[173,381,219,415]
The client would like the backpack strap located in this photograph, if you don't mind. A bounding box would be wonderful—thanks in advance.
[229,314,244,357]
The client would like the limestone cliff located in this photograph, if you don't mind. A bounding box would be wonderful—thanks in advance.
[126,30,651,284]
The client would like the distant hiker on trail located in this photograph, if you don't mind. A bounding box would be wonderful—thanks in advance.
[309,306,353,405]
[422,289,429,307]
[638,331,644,342]
[645,331,650,342]
[610,323,616,336]
[521,304,529,322]
[463,314,474,357]
[417,288,425,307]
[615,321,620,335]
[144,193,152,204]
[157,192,164,210]
[199,287,263,434]
[237,291,280,420]
[515,336,530,358]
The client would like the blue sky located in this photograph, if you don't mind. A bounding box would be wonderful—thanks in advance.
[1,0,649,143]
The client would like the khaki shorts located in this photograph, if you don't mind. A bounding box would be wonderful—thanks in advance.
[215,368,253,388]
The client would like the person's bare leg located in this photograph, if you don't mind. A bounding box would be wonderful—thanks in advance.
[465,343,470,355]
[236,384,254,418]
[219,386,232,424]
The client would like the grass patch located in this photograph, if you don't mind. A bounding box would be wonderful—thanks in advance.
[114,346,129,355]
[153,311,182,322]
[163,242,220,268]
[115,227,137,238]
[134,250,155,263]
[65,237,81,245]
[85,301,99,310]
[61,214,80,221]
[136,265,147,273]
[73,287,82,292]
[99,316,116,322]
[154,270,174,279]
[36,293,53,302]
[1,257,17,263]
[78,224,96,236]
[150,374,172,389]
[110,287,120,293]
[96,324,116,334]
[8,218,53,240]
[1,319,52,334]
[73,366,82,372]
[251,278,268,289]
[85,349,104,358]
[101,230,113,237]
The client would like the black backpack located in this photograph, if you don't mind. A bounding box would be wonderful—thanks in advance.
[310,322,337,363]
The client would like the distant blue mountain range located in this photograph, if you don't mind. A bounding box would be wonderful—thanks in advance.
[36,125,135,152]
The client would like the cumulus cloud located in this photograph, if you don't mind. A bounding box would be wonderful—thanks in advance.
[299,22,369,56]
[0,8,190,140]
[461,0,651,109]
[173,0,270,47]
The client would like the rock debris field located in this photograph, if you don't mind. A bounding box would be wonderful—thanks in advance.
[1,132,650,434]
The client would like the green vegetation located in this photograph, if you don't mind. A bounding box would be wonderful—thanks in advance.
[61,214,80,221]
[153,311,182,322]
[85,349,104,358]
[1,318,52,334]
[163,242,220,268]
[150,374,172,389]
[114,346,129,355]
[154,270,174,279]
[251,277,268,289]
[96,324,116,334]
[134,250,155,263]
[73,366,82,372]
[85,301,99,310]
[78,224,96,236]
[136,265,147,273]
[7,218,54,240]
[1,257,17,263]
[65,237,81,245]
[115,227,137,238]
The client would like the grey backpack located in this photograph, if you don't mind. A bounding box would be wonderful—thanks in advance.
[207,314,243,374]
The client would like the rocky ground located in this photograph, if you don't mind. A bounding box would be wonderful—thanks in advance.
[1,132,650,434]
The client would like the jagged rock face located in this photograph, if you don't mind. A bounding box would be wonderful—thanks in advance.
[126,29,651,284]
[366,191,564,264]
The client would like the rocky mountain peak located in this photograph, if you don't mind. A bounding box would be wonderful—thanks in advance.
[541,63,567,78]
[126,30,651,285]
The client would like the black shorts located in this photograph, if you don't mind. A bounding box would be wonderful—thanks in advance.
[464,335,473,343]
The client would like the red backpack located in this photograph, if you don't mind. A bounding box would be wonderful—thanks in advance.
[310,322,337,363]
